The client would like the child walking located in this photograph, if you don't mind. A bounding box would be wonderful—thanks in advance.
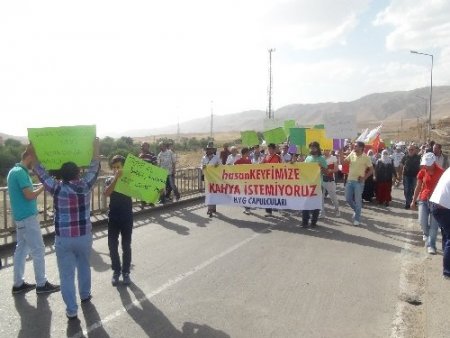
[104,155,133,286]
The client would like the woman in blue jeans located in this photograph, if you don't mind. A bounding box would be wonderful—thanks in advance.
[411,153,444,255]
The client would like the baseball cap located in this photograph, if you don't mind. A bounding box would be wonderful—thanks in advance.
[420,152,436,166]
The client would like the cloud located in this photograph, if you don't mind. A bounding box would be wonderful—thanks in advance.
[374,0,450,51]
[263,0,371,50]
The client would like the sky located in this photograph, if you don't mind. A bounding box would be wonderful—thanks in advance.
[1,0,449,137]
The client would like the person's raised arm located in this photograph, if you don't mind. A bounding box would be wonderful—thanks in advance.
[104,170,122,197]
[84,137,101,189]
[29,143,58,195]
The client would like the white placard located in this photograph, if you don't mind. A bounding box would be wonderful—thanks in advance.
[324,112,357,139]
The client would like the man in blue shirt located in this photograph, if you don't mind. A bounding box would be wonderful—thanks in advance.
[7,146,60,295]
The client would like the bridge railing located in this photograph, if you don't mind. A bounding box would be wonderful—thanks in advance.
[0,167,204,237]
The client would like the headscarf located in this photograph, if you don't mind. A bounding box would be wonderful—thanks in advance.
[381,150,391,164]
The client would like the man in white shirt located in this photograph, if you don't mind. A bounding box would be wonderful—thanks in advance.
[226,146,241,165]
[157,141,180,203]
[430,168,450,279]
[280,144,292,163]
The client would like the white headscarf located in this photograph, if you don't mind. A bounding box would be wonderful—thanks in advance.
[381,150,391,164]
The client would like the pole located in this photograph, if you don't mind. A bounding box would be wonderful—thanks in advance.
[267,48,275,119]
[210,100,213,139]
[428,55,433,141]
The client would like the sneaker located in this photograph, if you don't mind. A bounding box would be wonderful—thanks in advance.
[353,220,360,226]
[122,273,131,286]
[311,221,317,227]
[12,282,36,294]
[301,222,308,228]
[36,281,60,294]
[264,212,273,217]
[422,235,428,242]
[427,247,437,255]
[112,273,120,286]
[443,275,450,280]
[243,209,251,215]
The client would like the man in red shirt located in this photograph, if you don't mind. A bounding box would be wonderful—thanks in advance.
[262,143,282,216]
[411,153,444,254]
[234,147,252,214]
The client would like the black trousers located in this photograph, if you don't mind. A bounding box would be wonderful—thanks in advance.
[108,219,133,275]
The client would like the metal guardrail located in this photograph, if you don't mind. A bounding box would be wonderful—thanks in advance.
[0,167,204,235]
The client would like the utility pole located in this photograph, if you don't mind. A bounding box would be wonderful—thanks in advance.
[267,48,276,119]
[177,115,180,143]
[210,100,213,139]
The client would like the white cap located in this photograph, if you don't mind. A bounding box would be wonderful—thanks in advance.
[421,152,436,166]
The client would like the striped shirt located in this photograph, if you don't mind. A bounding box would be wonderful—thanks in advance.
[34,160,100,237]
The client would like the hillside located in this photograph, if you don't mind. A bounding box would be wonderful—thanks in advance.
[123,86,450,137]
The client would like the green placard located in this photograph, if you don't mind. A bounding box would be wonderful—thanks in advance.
[115,154,168,203]
[289,128,307,146]
[28,125,96,170]
[240,131,260,147]
[263,127,287,145]
[284,120,296,136]
[313,124,325,129]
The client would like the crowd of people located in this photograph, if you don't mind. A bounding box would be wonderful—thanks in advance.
[6,134,450,322]
[202,138,450,280]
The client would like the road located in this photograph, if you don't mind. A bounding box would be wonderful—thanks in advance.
[0,187,431,337]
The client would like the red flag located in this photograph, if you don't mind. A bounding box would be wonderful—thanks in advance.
[372,134,381,154]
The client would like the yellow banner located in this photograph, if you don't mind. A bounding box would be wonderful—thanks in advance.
[204,163,322,210]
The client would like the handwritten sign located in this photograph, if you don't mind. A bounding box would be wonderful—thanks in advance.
[240,131,260,147]
[324,112,357,139]
[289,128,307,146]
[263,127,287,145]
[204,163,322,210]
[115,154,168,203]
[283,120,296,136]
[306,129,333,150]
[28,125,96,170]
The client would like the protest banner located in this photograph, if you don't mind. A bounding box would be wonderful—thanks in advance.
[28,125,96,170]
[115,154,168,203]
[204,163,322,210]
[263,127,287,145]
[240,131,260,147]
[324,112,357,139]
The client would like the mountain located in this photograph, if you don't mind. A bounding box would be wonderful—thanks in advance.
[123,86,450,137]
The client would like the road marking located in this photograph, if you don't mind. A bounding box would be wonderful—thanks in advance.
[390,217,425,338]
[70,231,264,338]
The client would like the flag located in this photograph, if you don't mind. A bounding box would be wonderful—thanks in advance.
[364,124,383,143]
[372,134,381,154]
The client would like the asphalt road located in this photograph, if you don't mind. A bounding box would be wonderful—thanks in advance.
[0,187,424,338]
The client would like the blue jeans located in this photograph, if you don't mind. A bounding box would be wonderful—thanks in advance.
[418,201,439,249]
[431,205,450,277]
[55,234,92,316]
[13,215,47,287]
[403,176,416,207]
[345,180,364,222]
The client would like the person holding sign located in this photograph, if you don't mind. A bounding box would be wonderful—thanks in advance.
[340,141,374,226]
[202,142,221,217]
[302,142,328,227]
[32,138,101,320]
[104,155,133,286]
[262,143,282,217]
[7,147,60,295]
